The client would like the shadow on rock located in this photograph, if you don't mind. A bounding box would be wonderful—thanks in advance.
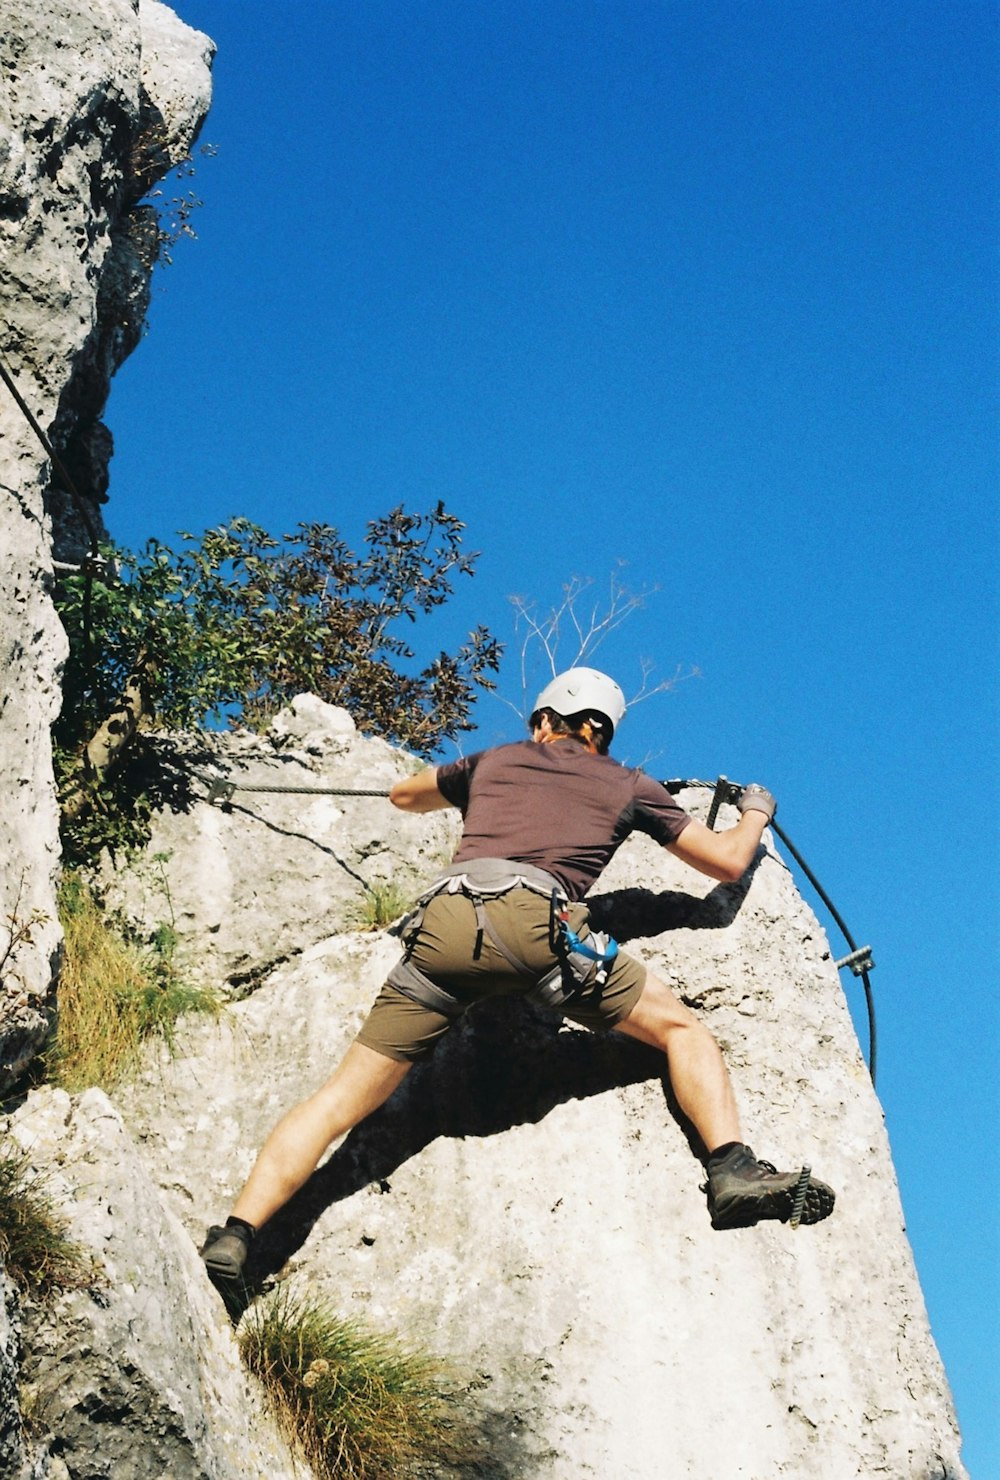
[219,797,370,887]
[248,994,699,1287]
[239,871,754,1292]
[587,848,764,943]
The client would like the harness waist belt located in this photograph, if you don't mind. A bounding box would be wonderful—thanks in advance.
[414,856,565,906]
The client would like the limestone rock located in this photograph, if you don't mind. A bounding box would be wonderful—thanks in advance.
[1,1268,26,1479]
[102,761,966,1480]
[97,702,460,992]
[6,1087,310,1480]
[0,0,213,1097]
[2,724,968,1475]
[0,2,971,1471]
[140,0,215,156]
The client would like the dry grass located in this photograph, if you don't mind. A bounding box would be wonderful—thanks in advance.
[239,1286,483,1479]
[0,1141,94,1294]
[50,873,219,1092]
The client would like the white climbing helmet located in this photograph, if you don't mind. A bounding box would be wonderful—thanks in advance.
[530,667,627,737]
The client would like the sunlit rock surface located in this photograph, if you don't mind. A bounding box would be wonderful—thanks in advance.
[70,701,963,1480]
[0,0,968,1467]
[0,0,213,1093]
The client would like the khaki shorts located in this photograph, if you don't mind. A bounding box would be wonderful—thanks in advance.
[356,888,647,1062]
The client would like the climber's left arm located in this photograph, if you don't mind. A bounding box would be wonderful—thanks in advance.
[389,769,454,813]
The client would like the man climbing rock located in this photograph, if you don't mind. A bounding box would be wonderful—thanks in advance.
[201,667,834,1283]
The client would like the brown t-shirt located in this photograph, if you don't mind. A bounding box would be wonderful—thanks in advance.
[435,739,692,900]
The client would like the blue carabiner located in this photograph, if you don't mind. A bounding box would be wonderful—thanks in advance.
[562,925,619,967]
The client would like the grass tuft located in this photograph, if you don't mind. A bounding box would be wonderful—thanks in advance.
[239,1286,482,1479]
[50,871,219,1092]
[351,882,411,932]
[0,1141,94,1293]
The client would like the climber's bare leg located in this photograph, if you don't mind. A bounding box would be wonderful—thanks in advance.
[230,1043,411,1230]
[615,970,741,1152]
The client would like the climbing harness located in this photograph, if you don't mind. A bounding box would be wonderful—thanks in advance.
[549,898,619,986]
[664,775,877,1086]
[387,857,620,1020]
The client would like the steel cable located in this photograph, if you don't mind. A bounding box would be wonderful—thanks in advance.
[665,776,877,1084]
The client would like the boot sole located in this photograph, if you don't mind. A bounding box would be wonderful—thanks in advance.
[710,1178,835,1231]
[203,1253,247,1280]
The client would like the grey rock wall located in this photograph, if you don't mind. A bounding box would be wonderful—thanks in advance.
[7,1087,312,1480]
[7,700,960,1480]
[98,694,460,992]
[1,1269,24,1477]
[0,0,214,1095]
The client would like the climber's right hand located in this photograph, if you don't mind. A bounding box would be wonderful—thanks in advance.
[737,783,777,821]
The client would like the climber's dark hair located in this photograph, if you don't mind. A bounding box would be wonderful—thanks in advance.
[529,707,612,755]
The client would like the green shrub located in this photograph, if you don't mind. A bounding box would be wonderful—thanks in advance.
[53,507,500,756]
[50,873,219,1092]
[0,1142,93,1293]
[239,1286,482,1479]
[51,507,499,860]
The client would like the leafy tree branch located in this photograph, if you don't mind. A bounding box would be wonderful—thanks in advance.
[53,503,501,855]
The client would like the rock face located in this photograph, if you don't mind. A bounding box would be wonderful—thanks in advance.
[0,0,214,1095]
[1,1270,23,1477]
[97,693,459,993]
[6,1088,311,1480]
[4,701,967,1479]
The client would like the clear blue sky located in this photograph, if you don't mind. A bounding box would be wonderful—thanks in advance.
[105,3,998,1470]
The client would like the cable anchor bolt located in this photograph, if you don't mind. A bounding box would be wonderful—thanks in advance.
[205,777,236,805]
[834,945,875,976]
[706,774,743,831]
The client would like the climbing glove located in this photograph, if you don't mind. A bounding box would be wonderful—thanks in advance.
[737,783,777,821]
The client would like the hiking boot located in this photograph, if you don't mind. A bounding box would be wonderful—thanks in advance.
[706,1143,835,1230]
[200,1222,252,1281]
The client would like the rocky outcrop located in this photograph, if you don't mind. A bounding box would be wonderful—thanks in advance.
[6,1088,311,1480]
[0,0,214,1095]
[97,693,459,992]
[5,701,967,1479]
[1,1269,23,1477]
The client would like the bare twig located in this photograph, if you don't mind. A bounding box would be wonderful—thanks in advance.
[500,571,696,722]
[1,874,47,979]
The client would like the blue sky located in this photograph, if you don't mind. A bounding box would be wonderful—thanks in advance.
[105,2,997,1469]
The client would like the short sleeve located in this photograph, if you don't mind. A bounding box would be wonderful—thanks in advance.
[435,752,482,811]
[630,774,692,845]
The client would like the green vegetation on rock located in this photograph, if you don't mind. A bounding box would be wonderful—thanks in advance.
[0,1142,93,1294]
[49,871,218,1092]
[239,1285,483,1480]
